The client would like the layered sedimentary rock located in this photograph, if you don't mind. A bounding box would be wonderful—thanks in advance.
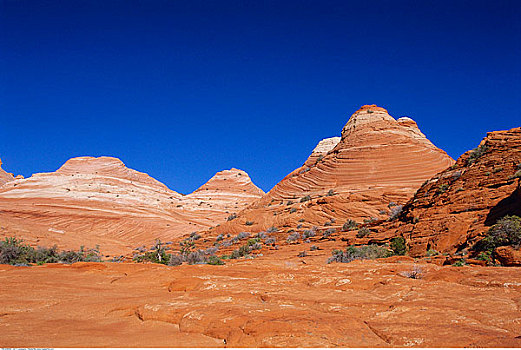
[0,157,263,255]
[186,168,264,219]
[382,127,521,257]
[0,158,14,186]
[211,105,454,235]
[1,253,520,347]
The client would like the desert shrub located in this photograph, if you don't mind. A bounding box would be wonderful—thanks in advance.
[297,251,308,257]
[264,237,276,245]
[453,259,467,267]
[0,237,103,266]
[363,217,378,224]
[245,221,254,226]
[256,232,267,240]
[60,246,102,264]
[356,227,371,238]
[437,184,449,193]
[342,219,358,231]
[186,250,206,265]
[237,232,251,240]
[250,242,262,250]
[400,266,423,279]
[327,189,335,196]
[390,237,407,255]
[300,195,311,203]
[206,255,225,265]
[389,205,403,221]
[310,245,319,251]
[267,226,278,233]
[512,169,521,179]
[168,254,184,266]
[426,249,439,257]
[327,245,391,264]
[290,208,297,214]
[287,233,300,243]
[205,247,219,255]
[227,213,237,221]
[302,228,316,239]
[475,215,521,252]
[323,228,336,238]
[247,238,261,246]
[135,241,169,264]
[287,200,294,206]
[476,251,492,265]
[189,232,201,240]
[215,234,224,242]
[32,245,61,264]
[0,237,33,265]
[467,144,488,165]
[179,238,195,255]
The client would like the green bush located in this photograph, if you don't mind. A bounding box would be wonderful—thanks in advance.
[467,144,488,165]
[390,237,407,255]
[356,227,370,238]
[300,195,311,203]
[342,219,358,231]
[475,215,521,251]
[0,237,101,266]
[206,255,224,265]
[327,245,391,264]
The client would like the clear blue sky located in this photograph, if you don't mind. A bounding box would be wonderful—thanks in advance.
[1,0,520,193]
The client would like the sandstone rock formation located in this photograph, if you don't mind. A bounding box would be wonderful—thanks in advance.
[0,158,14,186]
[381,127,521,257]
[210,105,454,236]
[0,157,263,255]
[1,250,519,347]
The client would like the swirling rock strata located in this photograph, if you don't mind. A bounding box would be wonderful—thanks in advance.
[0,157,263,255]
[382,127,521,257]
[212,105,454,235]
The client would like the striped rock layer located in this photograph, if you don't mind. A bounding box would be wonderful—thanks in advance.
[0,157,263,255]
[378,127,521,257]
[211,105,454,236]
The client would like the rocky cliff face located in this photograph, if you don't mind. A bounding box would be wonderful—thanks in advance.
[0,158,14,186]
[382,127,521,257]
[0,157,263,255]
[211,105,454,235]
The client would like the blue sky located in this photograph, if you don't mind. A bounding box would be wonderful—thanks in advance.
[1,0,520,193]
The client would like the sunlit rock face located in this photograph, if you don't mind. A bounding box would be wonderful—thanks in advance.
[210,104,454,235]
[0,158,14,186]
[0,156,263,255]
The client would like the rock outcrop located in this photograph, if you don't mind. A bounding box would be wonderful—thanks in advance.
[1,252,520,347]
[210,105,454,236]
[382,127,521,257]
[0,158,14,186]
[0,157,263,255]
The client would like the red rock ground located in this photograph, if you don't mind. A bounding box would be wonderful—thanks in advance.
[1,243,520,348]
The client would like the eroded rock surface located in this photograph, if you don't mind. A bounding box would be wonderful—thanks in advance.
[380,127,521,257]
[210,105,454,236]
[0,158,14,187]
[0,249,519,347]
[0,157,263,255]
